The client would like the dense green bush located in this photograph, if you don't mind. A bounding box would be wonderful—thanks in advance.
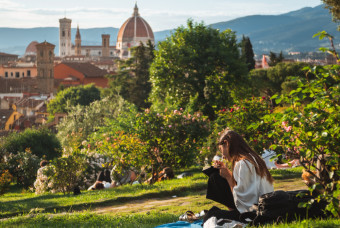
[47,84,101,115]
[49,154,88,194]
[5,149,40,189]
[0,128,61,160]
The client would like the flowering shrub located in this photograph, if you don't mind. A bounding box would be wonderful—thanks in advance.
[135,109,209,170]
[5,149,41,189]
[262,65,340,216]
[0,170,12,195]
[92,108,209,181]
[201,97,274,162]
[34,165,56,194]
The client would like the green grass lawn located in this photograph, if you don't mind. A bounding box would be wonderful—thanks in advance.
[0,167,339,227]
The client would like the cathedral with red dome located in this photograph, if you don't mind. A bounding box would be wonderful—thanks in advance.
[58,3,154,60]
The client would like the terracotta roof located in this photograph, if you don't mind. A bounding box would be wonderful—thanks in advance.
[25,41,38,55]
[61,62,108,78]
[0,52,19,58]
[0,78,40,93]
[0,109,13,128]
[117,5,154,42]
[15,97,45,109]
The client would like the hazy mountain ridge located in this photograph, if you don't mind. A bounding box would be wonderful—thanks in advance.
[0,4,338,56]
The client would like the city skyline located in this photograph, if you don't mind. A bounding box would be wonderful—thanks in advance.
[0,0,323,31]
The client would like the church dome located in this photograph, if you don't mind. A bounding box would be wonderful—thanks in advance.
[25,41,39,56]
[117,4,154,50]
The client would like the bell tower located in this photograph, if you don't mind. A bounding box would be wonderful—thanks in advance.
[75,25,82,56]
[102,34,110,57]
[36,41,55,94]
[59,17,72,57]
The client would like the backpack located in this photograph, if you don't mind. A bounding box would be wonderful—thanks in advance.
[240,190,329,225]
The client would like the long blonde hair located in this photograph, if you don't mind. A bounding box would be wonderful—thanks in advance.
[219,130,274,184]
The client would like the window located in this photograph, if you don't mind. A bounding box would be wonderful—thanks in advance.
[11,72,13,77]
[40,51,43,57]
[27,70,31,77]
[5,72,8,77]
[98,51,101,55]
[62,30,65,37]
[15,72,20,78]
[22,72,25,77]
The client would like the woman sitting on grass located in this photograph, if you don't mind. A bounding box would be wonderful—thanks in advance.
[204,129,274,223]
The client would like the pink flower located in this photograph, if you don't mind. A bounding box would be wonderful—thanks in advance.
[168,125,172,128]
[230,108,234,112]
[222,109,226,112]
[87,144,91,148]
[285,126,292,132]
[262,96,266,100]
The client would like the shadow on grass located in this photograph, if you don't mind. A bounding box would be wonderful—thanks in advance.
[0,181,207,219]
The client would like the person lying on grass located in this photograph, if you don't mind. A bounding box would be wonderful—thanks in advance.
[204,129,274,223]
[88,168,137,190]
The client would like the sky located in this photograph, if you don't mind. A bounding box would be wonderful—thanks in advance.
[0,0,323,31]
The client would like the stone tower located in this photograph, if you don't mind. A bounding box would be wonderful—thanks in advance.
[102,34,110,57]
[36,41,55,94]
[75,25,82,56]
[59,17,72,57]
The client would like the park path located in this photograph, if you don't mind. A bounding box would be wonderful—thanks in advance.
[94,195,193,214]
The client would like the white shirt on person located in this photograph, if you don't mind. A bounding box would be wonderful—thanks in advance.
[232,159,274,213]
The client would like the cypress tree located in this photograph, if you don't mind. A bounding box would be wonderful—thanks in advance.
[241,35,255,71]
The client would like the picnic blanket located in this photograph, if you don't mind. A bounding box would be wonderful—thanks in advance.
[154,220,203,228]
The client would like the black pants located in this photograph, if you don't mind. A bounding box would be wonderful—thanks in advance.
[204,170,241,224]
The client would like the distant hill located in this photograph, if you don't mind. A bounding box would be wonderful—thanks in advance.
[0,4,338,56]
[209,4,339,54]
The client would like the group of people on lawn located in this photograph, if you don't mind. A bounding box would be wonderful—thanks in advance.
[35,128,304,225]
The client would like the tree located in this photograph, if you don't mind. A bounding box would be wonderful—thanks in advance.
[269,51,284,66]
[56,95,132,147]
[249,62,309,98]
[323,0,340,23]
[240,35,255,71]
[47,84,101,115]
[149,20,248,119]
[105,41,154,110]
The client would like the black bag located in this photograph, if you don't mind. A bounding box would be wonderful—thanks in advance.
[241,190,329,225]
[202,166,219,177]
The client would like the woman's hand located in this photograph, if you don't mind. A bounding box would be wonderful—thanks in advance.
[213,160,226,169]
[219,166,232,180]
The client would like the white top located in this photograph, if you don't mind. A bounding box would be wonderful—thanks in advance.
[232,159,274,213]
